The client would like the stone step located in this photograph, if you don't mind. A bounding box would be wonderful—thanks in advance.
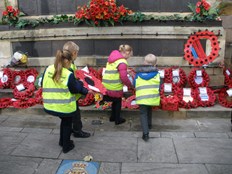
[0,104,231,119]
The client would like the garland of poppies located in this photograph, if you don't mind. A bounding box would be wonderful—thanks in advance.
[194,87,216,107]
[176,88,198,109]
[0,98,13,108]
[218,87,232,108]
[184,30,220,66]
[188,68,210,88]
[160,83,179,111]
[163,67,187,88]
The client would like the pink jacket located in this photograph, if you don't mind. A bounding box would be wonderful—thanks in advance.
[105,50,132,98]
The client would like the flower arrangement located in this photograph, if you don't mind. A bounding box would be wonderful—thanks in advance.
[188,0,220,21]
[2,5,20,25]
[75,0,133,26]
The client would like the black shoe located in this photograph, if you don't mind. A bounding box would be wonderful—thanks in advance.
[109,117,115,122]
[115,118,126,125]
[73,130,91,138]
[63,143,75,153]
[142,134,149,142]
[59,140,74,147]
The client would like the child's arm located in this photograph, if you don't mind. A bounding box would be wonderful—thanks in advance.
[118,63,132,87]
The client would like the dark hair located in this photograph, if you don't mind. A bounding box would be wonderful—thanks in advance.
[53,50,72,83]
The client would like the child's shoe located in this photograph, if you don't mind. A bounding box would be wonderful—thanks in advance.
[63,143,75,153]
[142,133,149,142]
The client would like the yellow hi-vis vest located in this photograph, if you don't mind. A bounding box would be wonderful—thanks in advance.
[102,59,128,91]
[70,63,81,101]
[42,65,76,113]
[135,73,160,106]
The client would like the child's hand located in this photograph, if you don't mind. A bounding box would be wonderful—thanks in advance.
[88,90,95,95]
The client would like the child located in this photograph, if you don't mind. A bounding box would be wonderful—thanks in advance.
[134,54,160,141]
[102,44,133,125]
[62,41,91,138]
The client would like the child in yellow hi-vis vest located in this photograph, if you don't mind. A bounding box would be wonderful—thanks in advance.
[134,54,160,141]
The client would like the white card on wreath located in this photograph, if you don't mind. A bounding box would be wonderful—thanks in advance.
[158,69,165,78]
[164,83,172,93]
[196,70,202,77]
[172,69,179,77]
[199,87,207,94]
[183,88,191,96]
[226,69,230,76]
[226,88,232,97]
[0,71,3,78]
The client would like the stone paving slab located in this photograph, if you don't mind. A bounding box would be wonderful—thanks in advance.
[174,138,232,164]
[0,131,27,155]
[138,138,177,163]
[34,159,62,174]
[98,163,121,174]
[59,136,137,163]
[12,133,61,158]
[0,155,42,174]
[121,163,208,174]
[93,131,160,138]
[195,118,231,132]
[194,132,229,139]
[161,132,195,138]
[227,132,232,138]
[21,127,53,134]
[0,126,23,132]
[205,164,232,174]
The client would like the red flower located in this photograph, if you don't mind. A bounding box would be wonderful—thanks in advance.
[196,7,201,14]
[2,10,8,16]
[7,6,14,13]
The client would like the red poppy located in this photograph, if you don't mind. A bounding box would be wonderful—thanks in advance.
[195,7,201,14]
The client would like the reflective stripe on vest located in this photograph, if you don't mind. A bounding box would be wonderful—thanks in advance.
[135,74,160,106]
[102,59,128,91]
[42,65,77,113]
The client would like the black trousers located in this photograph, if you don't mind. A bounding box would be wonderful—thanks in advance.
[139,105,152,135]
[103,95,122,122]
[72,105,83,132]
[59,116,72,149]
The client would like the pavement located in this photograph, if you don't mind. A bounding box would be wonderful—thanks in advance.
[0,106,232,174]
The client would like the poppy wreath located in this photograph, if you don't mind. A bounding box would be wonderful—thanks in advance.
[218,87,232,108]
[88,67,102,80]
[23,68,38,86]
[11,70,26,89]
[176,88,198,109]
[223,67,232,87]
[126,95,139,109]
[188,68,210,88]
[160,84,180,111]
[13,99,32,109]
[78,93,95,106]
[121,97,127,109]
[13,83,35,100]
[0,98,13,108]
[95,100,112,110]
[75,69,107,95]
[184,30,220,66]
[97,67,104,81]
[193,87,216,107]
[164,67,187,88]
[0,68,13,89]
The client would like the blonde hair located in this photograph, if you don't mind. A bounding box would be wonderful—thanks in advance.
[63,41,79,54]
[144,54,157,66]
[119,44,133,53]
[53,50,73,83]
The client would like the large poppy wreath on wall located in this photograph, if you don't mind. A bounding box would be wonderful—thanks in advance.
[184,30,220,66]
